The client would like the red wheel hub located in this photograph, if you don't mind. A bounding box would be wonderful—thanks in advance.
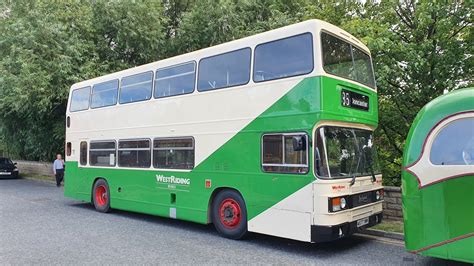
[95,185,108,207]
[219,198,242,229]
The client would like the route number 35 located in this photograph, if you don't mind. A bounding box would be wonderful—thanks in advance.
[342,91,351,107]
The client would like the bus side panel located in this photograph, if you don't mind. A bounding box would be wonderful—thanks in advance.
[421,235,474,264]
[192,77,322,223]
[64,161,90,202]
[403,171,474,263]
[65,162,210,223]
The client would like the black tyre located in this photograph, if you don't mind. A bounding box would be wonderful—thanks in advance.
[92,179,110,213]
[212,189,248,240]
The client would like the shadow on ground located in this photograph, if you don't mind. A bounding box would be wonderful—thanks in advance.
[67,201,470,265]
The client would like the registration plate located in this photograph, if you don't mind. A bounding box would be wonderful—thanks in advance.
[357,217,370,227]
[0,172,11,175]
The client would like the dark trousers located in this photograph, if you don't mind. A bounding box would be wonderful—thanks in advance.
[55,169,64,186]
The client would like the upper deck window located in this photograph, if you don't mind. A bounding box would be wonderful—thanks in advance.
[119,72,153,104]
[198,48,251,91]
[430,117,474,165]
[254,33,313,82]
[91,79,119,108]
[70,87,90,112]
[155,62,195,98]
[321,32,375,88]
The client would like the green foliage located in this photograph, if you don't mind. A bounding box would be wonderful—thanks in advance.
[0,0,166,161]
[340,0,473,185]
[0,0,471,185]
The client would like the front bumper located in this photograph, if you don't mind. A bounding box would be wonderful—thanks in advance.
[311,212,383,243]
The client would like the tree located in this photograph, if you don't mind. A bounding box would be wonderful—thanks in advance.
[0,0,471,186]
[0,0,166,161]
[0,1,95,160]
[342,0,473,185]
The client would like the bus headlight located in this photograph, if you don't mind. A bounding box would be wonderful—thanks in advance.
[329,196,348,212]
[340,197,347,209]
[375,189,384,201]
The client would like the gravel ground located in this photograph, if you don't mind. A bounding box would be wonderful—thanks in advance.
[0,178,468,265]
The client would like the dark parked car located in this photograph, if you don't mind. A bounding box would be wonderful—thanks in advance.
[0,157,19,178]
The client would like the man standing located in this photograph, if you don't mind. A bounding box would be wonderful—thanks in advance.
[53,154,65,187]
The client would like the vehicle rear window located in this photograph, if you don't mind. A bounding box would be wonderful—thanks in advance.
[0,158,13,165]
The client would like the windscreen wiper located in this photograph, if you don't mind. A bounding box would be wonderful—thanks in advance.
[350,150,362,187]
[349,174,356,186]
[370,166,376,183]
[365,147,377,183]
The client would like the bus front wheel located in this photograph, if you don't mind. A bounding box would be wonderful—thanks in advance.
[93,179,111,213]
[212,189,248,240]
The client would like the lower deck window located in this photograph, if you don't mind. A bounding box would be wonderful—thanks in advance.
[118,139,151,168]
[262,133,308,174]
[80,141,87,166]
[89,141,116,167]
[153,138,194,169]
[66,142,72,156]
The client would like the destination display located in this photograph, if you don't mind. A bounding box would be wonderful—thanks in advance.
[341,89,370,111]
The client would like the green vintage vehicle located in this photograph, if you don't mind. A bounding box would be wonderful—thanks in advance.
[402,87,474,263]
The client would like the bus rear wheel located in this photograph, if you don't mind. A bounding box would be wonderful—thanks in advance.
[212,189,248,240]
[93,179,110,213]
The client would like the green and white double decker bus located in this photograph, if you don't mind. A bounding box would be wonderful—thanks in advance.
[65,19,384,242]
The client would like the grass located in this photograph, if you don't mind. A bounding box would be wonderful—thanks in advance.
[21,173,55,182]
[372,220,404,234]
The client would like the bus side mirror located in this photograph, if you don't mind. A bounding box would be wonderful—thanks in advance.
[292,136,306,151]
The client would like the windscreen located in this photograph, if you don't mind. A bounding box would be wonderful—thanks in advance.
[0,158,13,165]
[322,32,376,88]
[315,126,381,178]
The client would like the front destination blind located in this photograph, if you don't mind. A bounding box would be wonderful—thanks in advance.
[341,89,369,111]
